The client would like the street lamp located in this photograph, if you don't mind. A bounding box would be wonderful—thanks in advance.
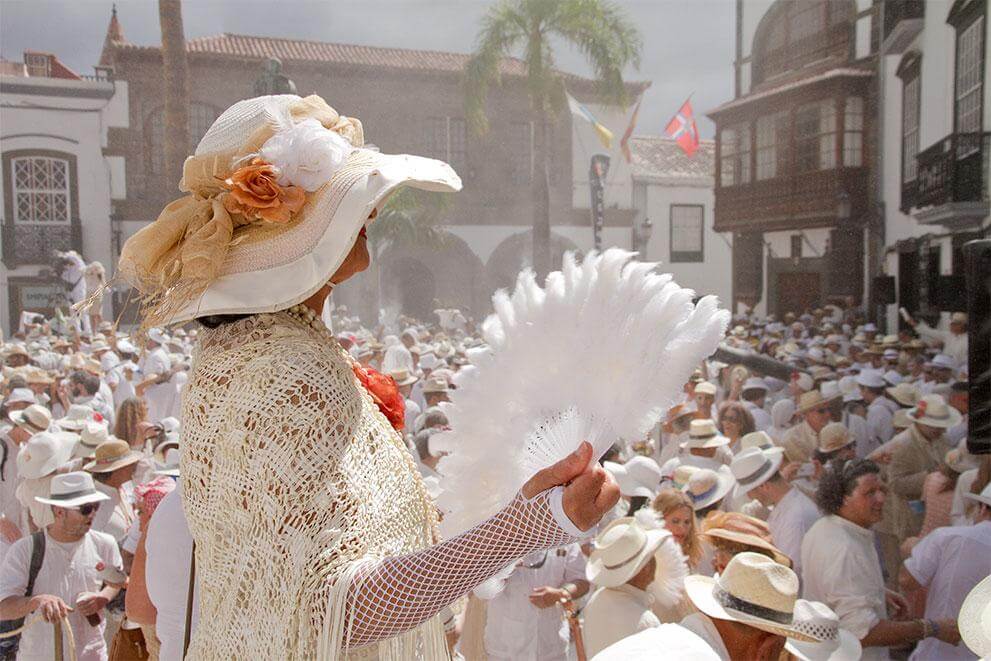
[836,190,851,222]
[634,217,653,258]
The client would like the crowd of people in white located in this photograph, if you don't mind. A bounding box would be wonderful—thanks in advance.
[0,299,988,661]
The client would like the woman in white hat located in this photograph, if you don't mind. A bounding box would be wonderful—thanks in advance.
[117,94,618,659]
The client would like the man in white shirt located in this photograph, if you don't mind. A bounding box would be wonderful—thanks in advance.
[730,446,818,576]
[0,472,122,661]
[907,312,968,368]
[85,440,142,544]
[480,543,588,661]
[137,330,173,424]
[801,459,959,660]
[740,378,772,432]
[858,371,895,451]
[582,517,665,656]
[899,482,991,660]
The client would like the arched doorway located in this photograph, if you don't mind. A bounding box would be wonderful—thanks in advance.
[485,230,581,292]
[382,256,437,321]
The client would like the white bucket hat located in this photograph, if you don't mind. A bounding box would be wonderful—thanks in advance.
[5,388,36,407]
[57,404,97,432]
[16,431,76,480]
[730,446,784,497]
[119,94,461,326]
[684,552,818,642]
[854,370,886,389]
[959,575,991,658]
[682,466,735,511]
[586,516,670,588]
[604,456,663,499]
[906,394,963,429]
[73,421,113,460]
[34,471,110,509]
[785,600,862,661]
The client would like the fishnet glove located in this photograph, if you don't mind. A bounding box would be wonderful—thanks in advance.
[342,488,575,648]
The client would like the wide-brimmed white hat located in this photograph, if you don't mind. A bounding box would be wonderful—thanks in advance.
[388,369,418,387]
[740,431,774,452]
[5,387,36,407]
[119,94,461,326]
[694,381,717,397]
[931,354,956,371]
[418,353,442,371]
[34,471,110,509]
[785,600,862,661]
[682,466,735,510]
[906,394,963,429]
[73,421,113,460]
[9,404,52,434]
[742,377,769,393]
[960,575,991,658]
[684,552,818,642]
[586,516,670,587]
[681,419,730,450]
[604,456,663,499]
[730,446,784,496]
[854,370,886,389]
[17,431,76,480]
[57,404,98,432]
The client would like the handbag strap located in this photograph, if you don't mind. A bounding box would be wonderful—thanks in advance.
[182,542,195,658]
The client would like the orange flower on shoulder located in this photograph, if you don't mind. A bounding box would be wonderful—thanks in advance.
[222,158,306,224]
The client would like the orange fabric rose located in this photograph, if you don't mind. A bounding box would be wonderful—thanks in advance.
[222,158,306,224]
[352,364,406,432]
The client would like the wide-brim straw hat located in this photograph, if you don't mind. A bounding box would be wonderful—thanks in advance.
[684,552,817,642]
[906,394,963,429]
[84,439,143,474]
[586,516,669,588]
[681,419,730,450]
[388,369,418,387]
[817,422,854,454]
[700,527,791,568]
[9,404,52,435]
[35,471,110,508]
[682,466,736,510]
[797,390,841,414]
[17,431,77,480]
[119,94,462,326]
[960,575,991,658]
[730,446,784,497]
[885,382,919,407]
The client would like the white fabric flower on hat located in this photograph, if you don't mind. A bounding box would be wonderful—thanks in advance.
[259,118,355,192]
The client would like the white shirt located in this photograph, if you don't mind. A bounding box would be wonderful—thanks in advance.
[583,584,660,657]
[482,544,586,661]
[766,488,819,577]
[139,348,172,424]
[145,484,198,661]
[403,398,421,436]
[951,469,979,526]
[904,521,991,661]
[843,411,874,459]
[381,344,414,374]
[0,529,122,661]
[679,612,730,660]
[866,398,895,448]
[591,623,721,660]
[91,482,134,544]
[0,431,24,563]
[801,515,889,661]
[743,402,772,432]
[915,323,968,368]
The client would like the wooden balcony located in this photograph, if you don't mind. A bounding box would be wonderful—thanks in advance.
[882,0,925,54]
[1,222,82,267]
[713,167,869,233]
[906,132,990,229]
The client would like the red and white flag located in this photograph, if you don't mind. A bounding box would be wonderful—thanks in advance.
[665,97,700,157]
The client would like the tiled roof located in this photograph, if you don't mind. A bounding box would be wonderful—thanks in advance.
[707,67,873,116]
[628,135,714,181]
[114,33,649,91]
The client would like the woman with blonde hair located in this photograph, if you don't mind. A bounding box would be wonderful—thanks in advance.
[652,488,701,569]
[114,397,149,449]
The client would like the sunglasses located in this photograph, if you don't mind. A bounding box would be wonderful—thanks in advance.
[73,503,99,516]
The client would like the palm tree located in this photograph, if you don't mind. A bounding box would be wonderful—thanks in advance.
[465,0,641,276]
[365,189,451,259]
[159,0,190,188]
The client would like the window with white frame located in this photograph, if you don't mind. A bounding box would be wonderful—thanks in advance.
[902,77,920,182]
[843,97,864,167]
[11,156,71,223]
[756,111,789,180]
[670,204,704,263]
[795,100,837,172]
[719,124,751,186]
[422,117,468,174]
[955,15,984,146]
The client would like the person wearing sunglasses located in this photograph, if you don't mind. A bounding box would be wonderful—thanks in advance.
[0,471,123,661]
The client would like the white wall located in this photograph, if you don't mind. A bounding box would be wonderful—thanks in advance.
[0,77,127,334]
[570,100,638,211]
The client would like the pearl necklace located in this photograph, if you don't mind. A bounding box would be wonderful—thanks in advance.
[284,303,333,337]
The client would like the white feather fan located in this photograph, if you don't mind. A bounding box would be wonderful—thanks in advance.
[433,249,730,537]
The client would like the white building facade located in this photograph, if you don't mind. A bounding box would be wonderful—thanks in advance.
[0,51,128,336]
[878,0,989,331]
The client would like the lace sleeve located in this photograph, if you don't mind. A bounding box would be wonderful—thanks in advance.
[338,488,576,649]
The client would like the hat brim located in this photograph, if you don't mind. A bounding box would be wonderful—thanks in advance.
[153,467,181,477]
[586,529,668,588]
[785,629,862,661]
[797,392,842,414]
[35,490,110,508]
[732,448,784,499]
[681,434,731,450]
[169,151,461,324]
[84,451,142,474]
[684,575,817,643]
[959,575,991,658]
[684,467,736,510]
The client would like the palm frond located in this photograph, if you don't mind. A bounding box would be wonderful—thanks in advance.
[464,1,528,135]
[366,189,451,255]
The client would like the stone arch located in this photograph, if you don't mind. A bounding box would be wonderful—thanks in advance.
[485,230,580,292]
[377,230,487,321]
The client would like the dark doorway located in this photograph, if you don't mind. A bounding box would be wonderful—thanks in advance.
[384,257,437,321]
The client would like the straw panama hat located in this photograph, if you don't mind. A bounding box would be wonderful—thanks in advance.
[57,404,98,432]
[817,422,854,454]
[685,552,818,642]
[586,516,670,588]
[682,466,735,511]
[700,527,791,567]
[119,94,462,325]
[34,471,110,509]
[388,369,418,387]
[84,439,143,474]
[681,419,730,450]
[730,446,785,496]
[796,389,840,415]
[906,394,963,429]
[784,600,862,661]
[74,421,113,460]
[740,431,775,452]
[694,381,717,397]
[959,575,991,658]
[885,382,919,407]
[9,403,52,434]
